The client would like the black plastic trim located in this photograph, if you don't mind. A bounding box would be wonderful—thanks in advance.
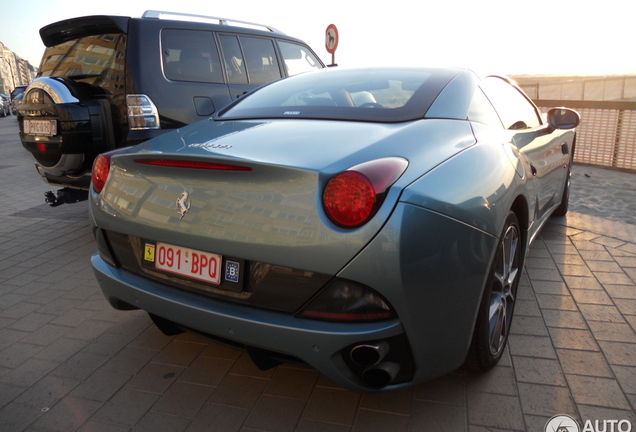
[40,15,130,47]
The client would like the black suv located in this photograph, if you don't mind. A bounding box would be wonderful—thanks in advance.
[18,10,324,204]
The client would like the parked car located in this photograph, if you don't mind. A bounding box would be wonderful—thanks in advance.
[89,66,579,392]
[10,85,27,104]
[0,94,10,117]
[17,10,324,205]
[10,93,23,116]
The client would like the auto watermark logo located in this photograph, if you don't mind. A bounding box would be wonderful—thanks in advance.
[581,420,633,432]
[545,415,633,432]
[546,415,580,432]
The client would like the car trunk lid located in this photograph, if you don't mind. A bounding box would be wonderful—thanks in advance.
[92,118,475,274]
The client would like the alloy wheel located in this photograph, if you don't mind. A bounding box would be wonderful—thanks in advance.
[487,222,520,356]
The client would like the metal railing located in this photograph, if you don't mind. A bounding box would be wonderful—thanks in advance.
[537,100,636,172]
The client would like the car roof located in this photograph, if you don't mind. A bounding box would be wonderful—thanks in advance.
[40,10,289,47]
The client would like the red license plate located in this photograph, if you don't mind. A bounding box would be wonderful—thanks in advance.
[153,242,221,285]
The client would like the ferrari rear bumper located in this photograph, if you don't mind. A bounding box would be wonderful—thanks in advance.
[92,254,410,392]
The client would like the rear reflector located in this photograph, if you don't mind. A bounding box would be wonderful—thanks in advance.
[298,279,394,322]
[134,159,252,171]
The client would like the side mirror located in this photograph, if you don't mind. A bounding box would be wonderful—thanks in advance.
[547,107,580,131]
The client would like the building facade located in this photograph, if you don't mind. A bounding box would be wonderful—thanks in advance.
[0,41,37,94]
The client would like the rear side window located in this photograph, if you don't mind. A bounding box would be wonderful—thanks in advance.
[278,41,322,76]
[468,88,503,128]
[162,29,224,83]
[240,37,282,85]
[219,35,282,85]
[219,35,247,84]
[480,77,542,130]
[38,33,126,94]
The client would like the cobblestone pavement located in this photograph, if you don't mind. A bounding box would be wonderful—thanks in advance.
[569,165,636,227]
[0,117,635,432]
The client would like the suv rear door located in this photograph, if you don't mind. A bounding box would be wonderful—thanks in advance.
[219,34,283,100]
[159,28,230,122]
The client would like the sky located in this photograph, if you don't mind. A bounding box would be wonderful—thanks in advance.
[2,0,635,76]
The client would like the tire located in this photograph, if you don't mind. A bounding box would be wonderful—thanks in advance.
[552,165,571,217]
[467,211,522,371]
[21,77,115,188]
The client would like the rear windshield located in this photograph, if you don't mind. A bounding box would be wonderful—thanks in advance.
[10,86,27,100]
[218,68,459,123]
[38,33,126,94]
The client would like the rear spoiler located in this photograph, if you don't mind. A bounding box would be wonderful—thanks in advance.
[40,15,130,47]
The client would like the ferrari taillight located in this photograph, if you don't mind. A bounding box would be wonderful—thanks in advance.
[323,157,409,228]
[92,148,130,193]
[92,154,110,193]
[324,172,376,228]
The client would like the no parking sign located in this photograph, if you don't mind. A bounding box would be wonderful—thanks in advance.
[325,24,338,66]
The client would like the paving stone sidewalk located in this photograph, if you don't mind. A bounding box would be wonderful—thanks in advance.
[0,117,635,431]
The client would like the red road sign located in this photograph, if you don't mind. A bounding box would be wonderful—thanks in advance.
[325,24,339,54]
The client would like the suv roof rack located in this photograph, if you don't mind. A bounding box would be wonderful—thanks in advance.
[142,10,284,34]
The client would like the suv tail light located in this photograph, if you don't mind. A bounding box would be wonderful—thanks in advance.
[323,157,408,228]
[127,95,160,130]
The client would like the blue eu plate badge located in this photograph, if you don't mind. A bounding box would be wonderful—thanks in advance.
[225,260,240,283]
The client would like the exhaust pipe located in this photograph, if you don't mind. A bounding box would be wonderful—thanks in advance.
[350,341,390,367]
[361,362,400,389]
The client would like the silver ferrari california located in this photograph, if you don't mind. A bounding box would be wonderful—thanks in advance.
[89,67,579,392]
